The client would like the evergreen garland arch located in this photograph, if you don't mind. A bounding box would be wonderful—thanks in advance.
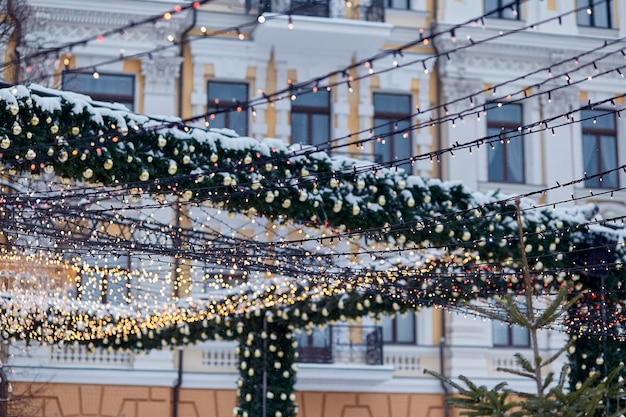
[0,85,624,417]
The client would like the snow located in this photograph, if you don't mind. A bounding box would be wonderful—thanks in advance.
[0,82,624,348]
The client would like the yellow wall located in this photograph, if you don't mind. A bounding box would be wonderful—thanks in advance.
[16,383,451,417]
[122,59,145,115]
[181,42,195,119]
[4,26,19,84]
[265,54,278,138]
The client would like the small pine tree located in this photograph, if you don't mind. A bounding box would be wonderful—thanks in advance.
[426,200,626,417]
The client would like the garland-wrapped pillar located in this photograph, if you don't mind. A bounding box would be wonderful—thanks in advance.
[235,314,298,417]
[567,234,626,415]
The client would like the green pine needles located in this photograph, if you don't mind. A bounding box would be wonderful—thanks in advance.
[426,201,626,417]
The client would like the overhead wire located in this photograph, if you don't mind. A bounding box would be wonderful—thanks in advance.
[0,0,620,344]
[1,59,623,214]
[4,22,622,197]
[124,0,612,134]
[0,1,208,74]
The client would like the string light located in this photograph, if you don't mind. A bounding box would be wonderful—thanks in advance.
[1,5,624,384]
[2,81,620,239]
[158,28,624,150]
[0,0,215,74]
[12,50,626,190]
[23,0,622,157]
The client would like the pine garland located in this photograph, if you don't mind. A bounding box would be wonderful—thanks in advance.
[0,85,624,417]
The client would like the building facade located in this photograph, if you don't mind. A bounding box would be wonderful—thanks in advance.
[1,0,623,416]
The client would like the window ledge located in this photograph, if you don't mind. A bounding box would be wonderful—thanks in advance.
[295,362,395,390]
[484,17,525,30]
[577,26,619,38]
[477,181,543,197]
[384,8,429,28]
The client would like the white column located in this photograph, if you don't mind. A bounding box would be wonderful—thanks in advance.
[523,93,543,186]
[251,64,268,139]
[141,56,183,117]
[333,73,351,153]
[442,77,484,189]
[191,61,207,119]
[446,311,490,377]
[358,73,374,161]
[542,87,579,205]
[274,63,290,142]
[415,73,434,177]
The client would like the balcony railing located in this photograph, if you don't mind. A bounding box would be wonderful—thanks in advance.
[36,341,551,383]
[296,325,383,365]
[49,345,134,367]
[201,341,239,372]
[256,0,385,21]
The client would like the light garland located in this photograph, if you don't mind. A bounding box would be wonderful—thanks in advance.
[1,1,206,75]
[0,83,625,417]
[13,58,626,206]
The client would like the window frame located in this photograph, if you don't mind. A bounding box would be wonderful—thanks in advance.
[289,0,330,17]
[372,92,413,166]
[576,0,613,28]
[386,0,409,10]
[76,252,132,304]
[486,102,525,184]
[295,326,333,363]
[290,89,331,149]
[484,0,521,20]
[61,71,136,111]
[381,313,416,345]
[581,109,619,189]
[492,321,530,348]
[491,297,530,348]
[207,80,249,136]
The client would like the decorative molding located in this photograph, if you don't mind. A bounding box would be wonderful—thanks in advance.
[451,44,551,78]
[539,84,579,118]
[441,77,484,113]
[440,36,626,89]
[32,4,189,29]
[141,56,183,93]
[29,6,190,52]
